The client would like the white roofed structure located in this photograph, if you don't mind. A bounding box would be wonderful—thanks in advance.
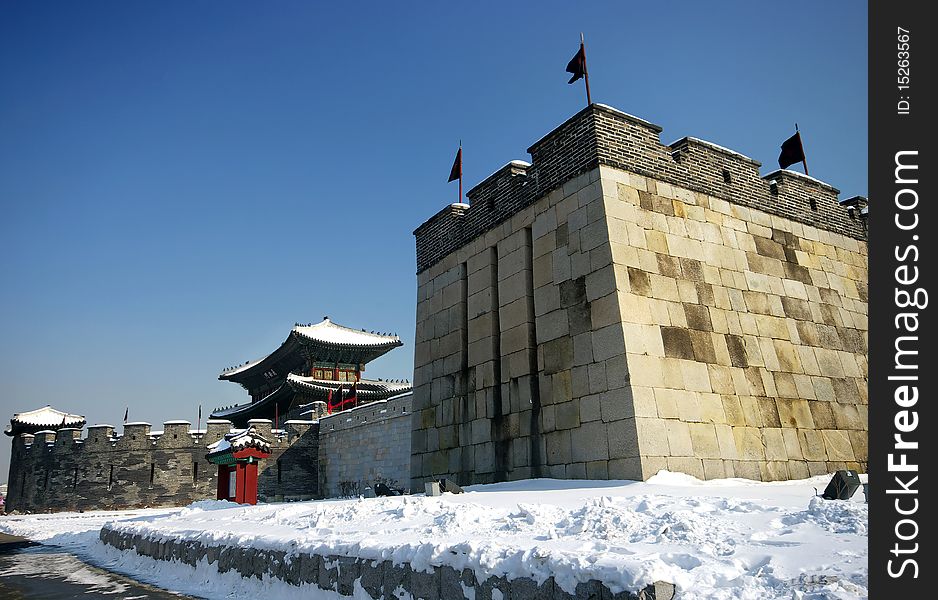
[5,405,86,437]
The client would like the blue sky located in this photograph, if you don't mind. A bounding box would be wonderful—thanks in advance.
[0,1,867,480]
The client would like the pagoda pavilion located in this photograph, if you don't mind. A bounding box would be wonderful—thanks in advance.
[4,405,85,437]
[212,317,412,427]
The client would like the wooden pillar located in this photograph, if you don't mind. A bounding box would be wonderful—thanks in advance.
[243,462,259,505]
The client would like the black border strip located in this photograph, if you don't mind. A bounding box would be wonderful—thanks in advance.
[869,2,935,595]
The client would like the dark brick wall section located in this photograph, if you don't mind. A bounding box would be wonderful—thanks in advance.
[5,419,319,513]
[414,104,866,274]
[414,162,531,276]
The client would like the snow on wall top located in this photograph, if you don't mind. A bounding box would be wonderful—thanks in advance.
[591,103,662,132]
[670,136,760,164]
[762,168,839,191]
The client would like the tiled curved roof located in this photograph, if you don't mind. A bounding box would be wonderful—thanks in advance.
[286,374,412,397]
[6,405,86,435]
[211,383,292,420]
[218,318,403,381]
[206,425,272,458]
[292,318,401,347]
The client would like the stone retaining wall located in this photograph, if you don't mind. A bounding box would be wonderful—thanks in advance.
[318,394,412,497]
[99,526,675,600]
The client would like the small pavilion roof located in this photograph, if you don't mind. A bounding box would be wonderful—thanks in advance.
[206,425,272,462]
[5,405,86,436]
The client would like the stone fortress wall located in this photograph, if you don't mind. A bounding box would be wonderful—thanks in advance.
[6,392,416,513]
[411,104,867,488]
[4,418,320,513]
[318,393,413,498]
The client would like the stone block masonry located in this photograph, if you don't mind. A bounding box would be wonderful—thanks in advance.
[318,393,413,498]
[412,103,867,486]
[100,526,675,599]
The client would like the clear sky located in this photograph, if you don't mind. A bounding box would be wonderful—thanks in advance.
[0,1,867,482]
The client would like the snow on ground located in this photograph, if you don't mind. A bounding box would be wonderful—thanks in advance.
[0,504,344,599]
[0,472,868,600]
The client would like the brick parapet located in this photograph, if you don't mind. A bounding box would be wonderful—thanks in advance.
[414,104,866,274]
[318,394,412,435]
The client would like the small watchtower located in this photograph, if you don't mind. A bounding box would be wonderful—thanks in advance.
[206,425,272,505]
[4,405,85,437]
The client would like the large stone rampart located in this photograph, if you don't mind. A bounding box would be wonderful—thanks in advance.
[411,106,868,487]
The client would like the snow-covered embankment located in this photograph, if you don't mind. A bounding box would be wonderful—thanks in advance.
[91,472,867,600]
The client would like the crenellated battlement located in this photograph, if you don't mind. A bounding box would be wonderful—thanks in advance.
[5,416,321,513]
[414,103,866,273]
[10,417,324,458]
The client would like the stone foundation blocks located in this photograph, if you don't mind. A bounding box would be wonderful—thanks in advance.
[101,527,675,600]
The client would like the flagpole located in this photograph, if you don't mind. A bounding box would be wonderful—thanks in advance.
[459,141,463,204]
[796,123,809,176]
[581,33,592,106]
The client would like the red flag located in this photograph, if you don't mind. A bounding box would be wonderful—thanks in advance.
[326,390,333,415]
